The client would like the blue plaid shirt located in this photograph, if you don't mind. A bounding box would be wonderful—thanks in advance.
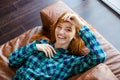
[8,25,106,80]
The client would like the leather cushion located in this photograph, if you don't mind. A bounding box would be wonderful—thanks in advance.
[0,26,42,80]
[71,63,118,80]
[0,1,120,80]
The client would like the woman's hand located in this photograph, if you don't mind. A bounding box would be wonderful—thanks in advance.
[62,12,85,28]
[36,44,56,58]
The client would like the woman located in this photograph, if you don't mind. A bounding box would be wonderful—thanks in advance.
[8,12,106,80]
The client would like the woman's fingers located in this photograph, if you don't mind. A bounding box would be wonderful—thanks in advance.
[62,13,75,24]
[45,45,53,58]
[49,45,56,54]
[36,44,56,58]
[46,45,56,58]
[62,14,72,21]
[43,49,48,57]
[62,13,85,27]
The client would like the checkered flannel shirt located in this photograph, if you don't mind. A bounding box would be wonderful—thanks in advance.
[8,25,106,80]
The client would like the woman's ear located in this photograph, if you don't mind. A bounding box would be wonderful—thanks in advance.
[73,36,76,39]
[73,34,77,39]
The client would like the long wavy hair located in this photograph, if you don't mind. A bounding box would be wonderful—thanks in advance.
[31,12,88,55]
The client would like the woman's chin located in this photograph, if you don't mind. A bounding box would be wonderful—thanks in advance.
[56,42,65,45]
[56,40,66,45]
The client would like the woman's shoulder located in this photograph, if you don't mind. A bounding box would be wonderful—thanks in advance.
[35,38,50,44]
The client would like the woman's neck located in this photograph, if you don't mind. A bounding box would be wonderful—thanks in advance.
[54,43,68,49]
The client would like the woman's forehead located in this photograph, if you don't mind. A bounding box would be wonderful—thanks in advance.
[58,22,74,28]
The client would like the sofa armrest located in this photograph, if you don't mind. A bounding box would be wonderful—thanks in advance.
[68,63,118,80]
[0,26,42,80]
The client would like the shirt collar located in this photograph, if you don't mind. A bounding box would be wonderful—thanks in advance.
[50,43,69,54]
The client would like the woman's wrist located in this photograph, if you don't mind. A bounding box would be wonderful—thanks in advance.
[75,15,85,28]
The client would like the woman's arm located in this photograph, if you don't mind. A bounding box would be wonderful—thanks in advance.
[9,38,56,67]
[8,40,38,67]
[73,25,106,73]
[62,12,106,73]
[80,25,106,62]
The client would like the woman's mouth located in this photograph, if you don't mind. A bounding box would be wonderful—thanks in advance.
[57,35,66,40]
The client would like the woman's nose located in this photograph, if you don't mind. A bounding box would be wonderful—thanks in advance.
[59,29,64,34]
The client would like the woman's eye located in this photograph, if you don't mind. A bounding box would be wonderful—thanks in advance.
[57,26,62,29]
[66,29,72,32]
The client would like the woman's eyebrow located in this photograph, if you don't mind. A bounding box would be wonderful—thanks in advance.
[66,27,72,31]
[58,24,61,26]
[66,26,72,29]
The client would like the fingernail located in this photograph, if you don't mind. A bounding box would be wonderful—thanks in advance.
[52,55,54,57]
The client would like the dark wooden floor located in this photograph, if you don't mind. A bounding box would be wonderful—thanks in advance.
[0,0,120,51]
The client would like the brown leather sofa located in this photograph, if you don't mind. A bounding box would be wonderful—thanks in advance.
[0,1,120,80]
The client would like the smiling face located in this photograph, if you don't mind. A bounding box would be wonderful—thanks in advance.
[55,21,76,49]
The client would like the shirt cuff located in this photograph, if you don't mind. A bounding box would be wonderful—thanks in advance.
[78,25,90,36]
[32,39,50,51]
[28,41,38,51]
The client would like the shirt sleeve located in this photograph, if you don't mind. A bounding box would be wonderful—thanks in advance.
[8,39,49,67]
[73,25,106,74]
